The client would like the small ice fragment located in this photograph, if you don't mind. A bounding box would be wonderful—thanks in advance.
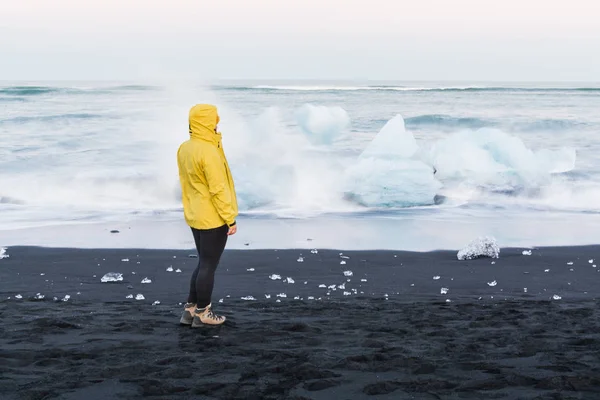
[347,279,351,282]
[446,299,451,303]
[218,298,223,303]
[441,288,449,294]
[338,283,346,290]
[361,279,367,282]
[297,257,304,263]
[319,284,327,288]
[0,248,9,259]
[40,273,45,276]
[141,277,152,284]
[136,262,140,264]
[522,250,532,256]
[308,296,315,300]
[570,268,574,272]
[15,294,23,299]
[544,269,550,272]
[457,236,500,260]
[62,295,70,302]
[270,274,282,280]
[152,300,161,305]
[93,275,96,278]
[226,295,230,298]
[175,269,182,273]
[552,295,562,300]
[304,281,307,285]
[265,294,271,299]
[328,284,336,290]
[524,288,528,293]
[343,291,352,296]
[343,270,353,277]
[166,266,173,272]
[276,299,281,303]
[247,268,255,272]
[567,261,574,265]
[410,283,415,287]
[126,294,134,299]
[589,259,594,264]
[340,255,350,259]
[101,272,123,283]
[285,277,295,284]
[241,296,256,301]
[35,293,45,300]
[340,260,346,265]
[131,272,136,275]
[121,258,129,262]
[135,294,145,300]
[311,249,318,254]
[487,280,498,287]
[594,265,597,268]
[294,296,300,300]
[173,256,177,258]
[276,293,287,298]
[433,276,440,280]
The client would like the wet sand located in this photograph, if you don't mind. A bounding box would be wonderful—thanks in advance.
[1,246,600,399]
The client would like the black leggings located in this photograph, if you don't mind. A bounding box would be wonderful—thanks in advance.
[188,224,229,308]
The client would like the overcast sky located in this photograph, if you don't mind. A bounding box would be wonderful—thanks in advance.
[1,0,599,81]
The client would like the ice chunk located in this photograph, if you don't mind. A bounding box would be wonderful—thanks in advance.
[567,261,574,265]
[338,283,346,290]
[344,116,441,207]
[62,295,70,302]
[294,296,300,300]
[544,269,550,272]
[297,257,304,263]
[175,269,182,273]
[522,250,532,256]
[524,288,528,293]
[152,300,161,305]
[218,298,224,303]
[135,294,145,300]
[552,295,562,300]
[589,259,594,264]
[457,236,500,260]
[0,247,9,259]
[295,104,350,145]
[247,268,255,272]
[166,266,173,272]
[340,260,347,265]
[276,293,287,298]
[487,280,498,287]
[319,284,327,288]
[311,249,318,254]
[265,294,271,299]
[101,272,123,283]
[270,274,282,280]
[433,276,441,280]
[361,279,367,282]
[308,296,315,300]
[35,293,45,300]
[343,291,352,296]
[440,288,449,295]
[343,270,353,277]
[241,296,256,301]
[141,277,152,284]
[340,255,350,259]
[121,258,129,262]
[285,277,295,284]
[15,294,22,299]
[126,294,133,299]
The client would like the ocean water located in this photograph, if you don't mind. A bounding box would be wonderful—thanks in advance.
[1,80,600,248]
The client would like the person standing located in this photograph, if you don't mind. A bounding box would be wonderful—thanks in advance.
[177,104,238,327]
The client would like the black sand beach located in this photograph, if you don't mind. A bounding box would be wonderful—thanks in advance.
[2,246,600,399]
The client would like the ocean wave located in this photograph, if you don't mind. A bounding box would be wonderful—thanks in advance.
[219,85,600,93]
[405,114,492,129]
[0,85,157,97]
[1,113,107,124]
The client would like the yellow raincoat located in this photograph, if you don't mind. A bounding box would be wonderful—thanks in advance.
[177,104,238,230]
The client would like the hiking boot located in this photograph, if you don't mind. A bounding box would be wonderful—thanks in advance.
[179,302,196,325]
[191,303,226,327]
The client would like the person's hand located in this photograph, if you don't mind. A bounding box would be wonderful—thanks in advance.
[227,224,237,236]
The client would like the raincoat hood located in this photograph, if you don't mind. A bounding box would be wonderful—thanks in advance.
[189,104,221,145]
